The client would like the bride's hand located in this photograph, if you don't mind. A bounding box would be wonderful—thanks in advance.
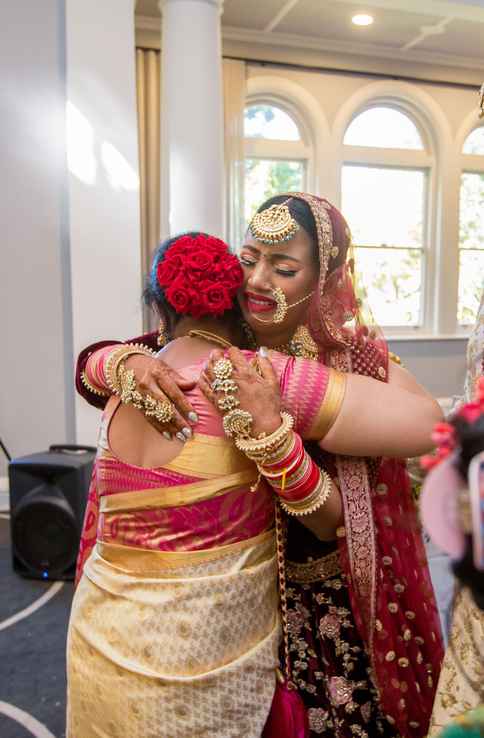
[199,347,282,437]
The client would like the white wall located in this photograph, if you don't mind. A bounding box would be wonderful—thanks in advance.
[66,0,142,445]
[0,0,73,477]
[0,0,142,479]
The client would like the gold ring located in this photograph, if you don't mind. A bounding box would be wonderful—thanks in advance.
[143,395,174,424]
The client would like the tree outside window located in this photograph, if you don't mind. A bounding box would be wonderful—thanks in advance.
[244,103,310,228]
[458,127,484,325]
[341,105,431,329]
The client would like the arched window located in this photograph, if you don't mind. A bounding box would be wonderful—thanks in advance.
[244,102,311,224]
[341,104,433,330]
[458,126,484,325]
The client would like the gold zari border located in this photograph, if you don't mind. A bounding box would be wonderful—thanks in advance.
[99,468,258,512]
[286,549,341,583]
[97,529,275,570]
[306,369,347,439]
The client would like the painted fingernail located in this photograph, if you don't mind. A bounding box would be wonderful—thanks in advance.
[188,411,198,423]
[162,431,172,441]
[258,346,268,358]
[176,432,186,442]
[182,427,192,439]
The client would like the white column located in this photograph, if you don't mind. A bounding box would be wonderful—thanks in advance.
[160,0,225,238]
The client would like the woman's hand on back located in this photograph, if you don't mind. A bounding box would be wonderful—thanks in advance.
[199,347,282,438]
[124,353,198,437]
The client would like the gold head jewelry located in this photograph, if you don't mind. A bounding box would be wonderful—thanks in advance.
[249,199,299,245]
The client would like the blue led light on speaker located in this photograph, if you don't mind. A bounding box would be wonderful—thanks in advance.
[42,571,49,579]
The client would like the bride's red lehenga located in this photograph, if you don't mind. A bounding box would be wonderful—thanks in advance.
[75,193,443,738]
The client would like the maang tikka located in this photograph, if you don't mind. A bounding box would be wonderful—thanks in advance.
[249,199,299,245]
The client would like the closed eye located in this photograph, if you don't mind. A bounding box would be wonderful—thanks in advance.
[240,256,256,267]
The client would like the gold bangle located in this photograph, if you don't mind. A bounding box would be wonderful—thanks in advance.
[235,412,294,461]
[105,343,156,396]
[80,370,110,397]
[389,351,403,367]
[280,469,333,517]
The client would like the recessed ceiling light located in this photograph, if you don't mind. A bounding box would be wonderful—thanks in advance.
[352,14,374,26]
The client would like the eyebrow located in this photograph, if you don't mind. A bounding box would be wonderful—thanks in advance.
[242,244,302,265]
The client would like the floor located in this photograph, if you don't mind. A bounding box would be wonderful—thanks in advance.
[0,508,73,738]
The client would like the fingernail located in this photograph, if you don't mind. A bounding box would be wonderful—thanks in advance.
[176,432,186,442]
[182,427,192,439]
[202,361,208,371]
[258,346,268,358]
[162,431,172,441]
[188,411,198,423]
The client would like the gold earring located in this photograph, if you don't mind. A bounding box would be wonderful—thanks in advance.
[157,318,168,347]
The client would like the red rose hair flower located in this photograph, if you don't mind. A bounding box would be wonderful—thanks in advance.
[156,234,243,318]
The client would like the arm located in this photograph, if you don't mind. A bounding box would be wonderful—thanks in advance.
[76,332,158,408]
[199,348,343,540]
[320,372,443,458]
[388,360,435,400]
[78,341,198,434]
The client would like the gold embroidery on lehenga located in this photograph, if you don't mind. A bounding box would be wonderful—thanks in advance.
[286,550,341,583]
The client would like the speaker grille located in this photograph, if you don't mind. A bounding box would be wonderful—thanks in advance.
[12,492,78,577]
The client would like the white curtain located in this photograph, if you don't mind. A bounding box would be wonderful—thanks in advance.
[223,59,246,248]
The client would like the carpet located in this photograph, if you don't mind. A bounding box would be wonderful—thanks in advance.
[0,514,73,738]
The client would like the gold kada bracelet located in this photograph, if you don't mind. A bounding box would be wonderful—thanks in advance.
[105,343,156,396]
[280,469,333,516]
[234,412,295,462]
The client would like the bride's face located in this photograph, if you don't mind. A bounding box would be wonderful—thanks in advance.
[237,226,319,345]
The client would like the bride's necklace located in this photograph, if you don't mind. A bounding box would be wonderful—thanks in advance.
[187,329,232,349]
[242,322,318,360]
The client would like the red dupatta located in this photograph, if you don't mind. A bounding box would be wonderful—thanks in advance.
[283,193,444,738]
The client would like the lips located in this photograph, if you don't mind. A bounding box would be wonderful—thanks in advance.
[244,291,276,314]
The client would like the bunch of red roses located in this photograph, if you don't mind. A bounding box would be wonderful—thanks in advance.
[156,234,243,318]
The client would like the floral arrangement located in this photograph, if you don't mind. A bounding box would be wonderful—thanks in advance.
[421,376,484,471]
[156,234,243,318]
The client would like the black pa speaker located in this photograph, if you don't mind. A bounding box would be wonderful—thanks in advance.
[8,444,96,580]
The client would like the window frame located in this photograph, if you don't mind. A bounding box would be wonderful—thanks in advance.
[341,101,436,336]
[243,96,314,213]
[457,124,484,330]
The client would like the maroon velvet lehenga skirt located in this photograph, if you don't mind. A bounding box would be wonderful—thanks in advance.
[285,519,399,738]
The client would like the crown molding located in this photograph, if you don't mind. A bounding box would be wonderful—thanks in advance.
[221,26,484,72]
[135,15,484,72]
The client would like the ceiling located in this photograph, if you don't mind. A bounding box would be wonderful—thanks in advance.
[136,0,484,68]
